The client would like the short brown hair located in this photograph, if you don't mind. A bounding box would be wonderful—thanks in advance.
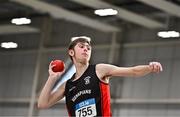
[68,36,91,50]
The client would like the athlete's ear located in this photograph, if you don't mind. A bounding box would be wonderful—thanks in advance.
[68,49,74,56]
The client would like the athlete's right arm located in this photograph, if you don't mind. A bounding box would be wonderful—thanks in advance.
[38,61,66,109]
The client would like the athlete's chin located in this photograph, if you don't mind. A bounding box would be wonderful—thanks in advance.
[80,58,89,64]
[81,56,90,61]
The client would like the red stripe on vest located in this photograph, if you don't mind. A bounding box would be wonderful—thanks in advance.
[100,82,112,117]
[66,104,72,117]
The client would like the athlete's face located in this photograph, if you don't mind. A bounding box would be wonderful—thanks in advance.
[70,42,92,63]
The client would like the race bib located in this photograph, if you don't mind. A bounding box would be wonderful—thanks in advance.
[75,98,97,117]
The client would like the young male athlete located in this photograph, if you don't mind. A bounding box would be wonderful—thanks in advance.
[38,36,163,117]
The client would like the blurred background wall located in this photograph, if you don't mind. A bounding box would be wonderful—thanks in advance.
[0,0,180,117]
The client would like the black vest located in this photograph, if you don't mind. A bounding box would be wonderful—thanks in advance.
[65,65,112,117]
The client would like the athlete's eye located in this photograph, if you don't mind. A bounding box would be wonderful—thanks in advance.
[79,44,84,48]
[77,43,83,48]
[78,43,91,50]
[87,46,91,50]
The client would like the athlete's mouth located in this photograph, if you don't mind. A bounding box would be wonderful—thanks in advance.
[82,53,88,56]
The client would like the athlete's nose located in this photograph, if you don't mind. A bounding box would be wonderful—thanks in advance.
[83,47,88,52]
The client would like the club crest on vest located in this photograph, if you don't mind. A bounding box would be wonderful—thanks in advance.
[84,76,91,85]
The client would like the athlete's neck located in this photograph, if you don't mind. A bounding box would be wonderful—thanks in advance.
[74,62,89,80]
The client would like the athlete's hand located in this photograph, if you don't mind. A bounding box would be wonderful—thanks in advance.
[149,62,163,73]
[48,61,65,80]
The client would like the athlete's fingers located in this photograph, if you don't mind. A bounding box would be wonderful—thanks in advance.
[153,62,160,73]
[48,61,56,74]
[149,62,155,71]
[149,62,163,73]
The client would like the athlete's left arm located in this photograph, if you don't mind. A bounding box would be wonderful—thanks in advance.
[96,62,163,79]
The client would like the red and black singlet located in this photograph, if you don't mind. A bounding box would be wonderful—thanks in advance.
[65,65,112,117]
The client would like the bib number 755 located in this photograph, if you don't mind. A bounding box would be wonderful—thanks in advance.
[75,98,97,117]
[77,106,92,117]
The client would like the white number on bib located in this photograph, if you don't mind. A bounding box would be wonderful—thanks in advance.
[75,98,97,117]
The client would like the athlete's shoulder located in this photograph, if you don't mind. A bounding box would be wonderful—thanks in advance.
[95,63,111,83]
[96,63,111,70]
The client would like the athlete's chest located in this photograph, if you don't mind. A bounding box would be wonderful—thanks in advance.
[67,76,100,117]
[67,75,99,94]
